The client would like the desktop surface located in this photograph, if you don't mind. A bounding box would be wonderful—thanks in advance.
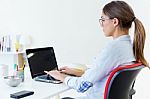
[0,67,69,99]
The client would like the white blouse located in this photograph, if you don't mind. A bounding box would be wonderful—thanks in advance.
[64,35,136,99]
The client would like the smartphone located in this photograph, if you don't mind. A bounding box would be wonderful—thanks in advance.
[10,90,34,98]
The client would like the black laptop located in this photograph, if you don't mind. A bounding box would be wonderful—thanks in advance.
[26,47,62,84]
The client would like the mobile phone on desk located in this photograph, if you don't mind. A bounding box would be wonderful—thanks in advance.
[10,90,34,98]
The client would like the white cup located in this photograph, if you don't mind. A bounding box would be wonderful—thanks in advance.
[0,64,8,79]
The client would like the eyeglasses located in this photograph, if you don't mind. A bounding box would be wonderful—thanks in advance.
[99,18,113,26]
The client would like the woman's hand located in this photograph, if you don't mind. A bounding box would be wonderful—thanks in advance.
[59,66,85,77]
[44,70,67,82]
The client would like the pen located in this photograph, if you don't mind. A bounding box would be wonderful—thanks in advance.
[14,64,17,70]
[21,65,25,70]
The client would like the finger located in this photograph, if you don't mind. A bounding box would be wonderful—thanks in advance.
[59,70,66,73]
[59,66,67,70]
[44,71,52,75]
[44,71,49,73]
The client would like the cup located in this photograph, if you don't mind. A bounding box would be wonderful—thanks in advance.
[16,69,24,82]
[0,64,8,79]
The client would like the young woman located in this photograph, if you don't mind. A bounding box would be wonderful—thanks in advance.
[45,1,149,99]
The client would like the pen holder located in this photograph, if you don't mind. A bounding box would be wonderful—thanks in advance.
[16,69,24,82]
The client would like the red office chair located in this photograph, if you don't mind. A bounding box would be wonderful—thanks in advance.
[104,62,144,99]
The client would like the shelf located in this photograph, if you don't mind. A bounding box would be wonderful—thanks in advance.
[0,52,25,55]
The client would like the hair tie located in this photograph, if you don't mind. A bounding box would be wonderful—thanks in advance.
[131,17,136,22]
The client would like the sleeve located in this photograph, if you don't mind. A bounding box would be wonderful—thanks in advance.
[64,43,120,93]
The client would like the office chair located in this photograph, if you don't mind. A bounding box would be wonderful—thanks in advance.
[104,62,144,99]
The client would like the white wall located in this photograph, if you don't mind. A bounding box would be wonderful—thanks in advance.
[0,0,109,65]
[0,0,150,98]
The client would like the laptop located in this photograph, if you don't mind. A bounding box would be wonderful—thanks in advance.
[26,47,62,84]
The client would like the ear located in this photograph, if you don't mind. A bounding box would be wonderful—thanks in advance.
[112,18,119,27]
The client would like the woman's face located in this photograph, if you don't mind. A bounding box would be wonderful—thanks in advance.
[99,13,115,37]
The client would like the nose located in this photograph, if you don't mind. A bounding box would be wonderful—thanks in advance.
[99,19,103,27]
[99,22,103,27]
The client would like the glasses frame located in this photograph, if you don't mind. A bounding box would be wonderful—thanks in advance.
[99,18,114,26]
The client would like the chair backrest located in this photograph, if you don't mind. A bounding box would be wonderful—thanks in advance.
[104,63,144,99]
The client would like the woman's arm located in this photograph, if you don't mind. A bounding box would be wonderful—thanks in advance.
[44,67,85,82]
[59,66,85,77]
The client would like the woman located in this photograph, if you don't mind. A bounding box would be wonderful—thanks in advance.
[45,1,149,99]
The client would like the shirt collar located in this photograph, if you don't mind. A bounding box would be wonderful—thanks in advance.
[114,35,131,41]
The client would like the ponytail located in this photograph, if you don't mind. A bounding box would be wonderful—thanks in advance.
[102,1,149,68]
[133,18,149,68]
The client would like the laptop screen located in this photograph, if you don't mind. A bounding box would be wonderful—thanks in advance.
[26,47,58,78]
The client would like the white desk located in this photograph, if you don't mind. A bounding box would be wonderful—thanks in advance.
[0,67,69,99]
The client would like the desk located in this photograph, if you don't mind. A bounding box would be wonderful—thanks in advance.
[0,67,69,99]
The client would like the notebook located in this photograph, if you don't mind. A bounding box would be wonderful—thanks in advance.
[26,47,62,84]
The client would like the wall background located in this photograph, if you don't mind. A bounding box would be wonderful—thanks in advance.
[0,0,107,65]
[0,0,149,98]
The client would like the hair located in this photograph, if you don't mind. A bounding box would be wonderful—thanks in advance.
[103,1,149,68]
